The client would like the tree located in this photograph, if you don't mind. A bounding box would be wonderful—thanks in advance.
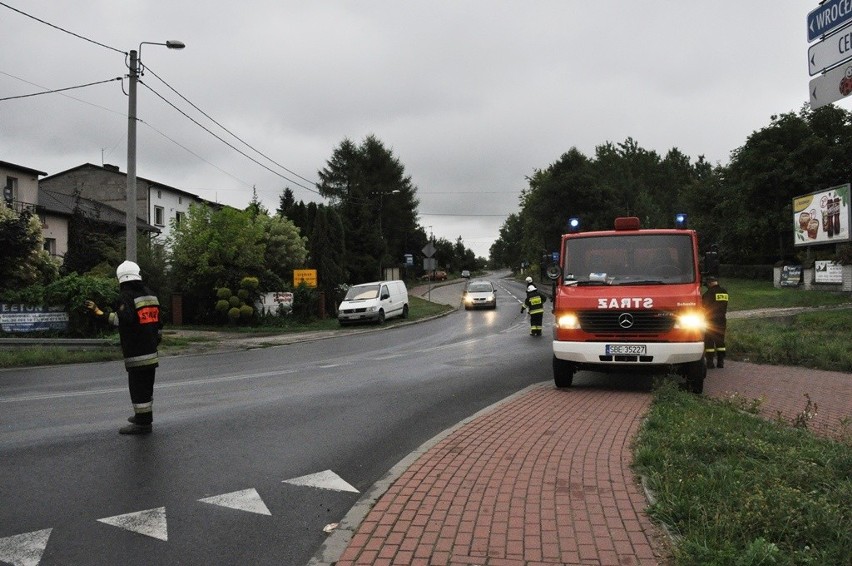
[168,204,266,322]
[257,213,309,289]
[309,206,347,313]
[318,135,420,283]
[0,205,59,293]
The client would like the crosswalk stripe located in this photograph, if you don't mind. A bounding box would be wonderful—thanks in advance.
[283,469,359,493]
[0,528,52,566]
[97,507,168,541]
[199,488,271,515]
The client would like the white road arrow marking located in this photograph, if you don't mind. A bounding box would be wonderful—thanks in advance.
[283,469,359,493]
[0,528,52,566]
[97,507,168,541]
[198,488,271,515]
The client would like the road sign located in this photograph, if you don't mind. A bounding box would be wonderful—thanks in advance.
[293,269,317,287]
[807,0,852,42]
[808,25,852,75]
[809,61,852,109]
[421,242,435,258]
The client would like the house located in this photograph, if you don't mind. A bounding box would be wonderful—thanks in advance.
[2,160,45,214]
[2,160,172,262]
[40,163,210,249]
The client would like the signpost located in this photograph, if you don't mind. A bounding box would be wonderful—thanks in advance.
[807,0,852,42]
[809,61,852,109]
[808,26,852,75]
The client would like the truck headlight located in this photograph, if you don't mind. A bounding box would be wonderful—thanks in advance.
[556,313,580,329]
[675,312,705,330]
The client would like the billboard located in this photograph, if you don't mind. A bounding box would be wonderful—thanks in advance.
[793,184,850,246]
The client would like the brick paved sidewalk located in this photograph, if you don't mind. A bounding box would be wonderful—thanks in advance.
[319,385,667,566]
[313,362,850,566]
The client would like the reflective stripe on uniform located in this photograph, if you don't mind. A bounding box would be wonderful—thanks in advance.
[125,352,159,368]
[108,312,119,327]
[133,401,153,414]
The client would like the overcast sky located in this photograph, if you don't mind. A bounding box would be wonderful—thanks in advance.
[0,1,822,257]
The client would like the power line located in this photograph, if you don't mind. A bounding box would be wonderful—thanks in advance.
[143,65,319,188]
[0,76,122,101]
[139,80,322,197]
[0,2,124,54]
[1,1,320,201]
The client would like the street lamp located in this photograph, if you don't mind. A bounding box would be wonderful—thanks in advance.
[374,189,401,279]
[126,40,185,262]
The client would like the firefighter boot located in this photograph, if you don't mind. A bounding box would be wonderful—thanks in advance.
[716,351,725,368]
[705,353,715,369]
[121,408,152,434]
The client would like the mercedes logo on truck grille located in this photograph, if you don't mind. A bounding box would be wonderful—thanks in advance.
[618,313,634,329]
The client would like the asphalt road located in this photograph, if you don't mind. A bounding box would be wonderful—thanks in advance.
[1,273,552,565]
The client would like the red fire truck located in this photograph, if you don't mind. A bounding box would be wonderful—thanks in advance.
[548,216,707,393]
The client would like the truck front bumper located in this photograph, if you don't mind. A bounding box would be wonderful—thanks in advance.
[552,340,704,366]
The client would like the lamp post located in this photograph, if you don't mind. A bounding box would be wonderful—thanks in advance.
[126,40,185,262]
[374,189,401,279]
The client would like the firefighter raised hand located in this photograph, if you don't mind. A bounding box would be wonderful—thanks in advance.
[84,300,104,317]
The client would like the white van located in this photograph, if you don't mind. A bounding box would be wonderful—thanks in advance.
[337,280,409,326]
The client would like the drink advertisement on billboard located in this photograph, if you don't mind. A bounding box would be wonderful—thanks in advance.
[793,184,850,246]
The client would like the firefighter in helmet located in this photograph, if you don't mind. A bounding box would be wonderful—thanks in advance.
[702,276,729,369]
[521,279,546,336]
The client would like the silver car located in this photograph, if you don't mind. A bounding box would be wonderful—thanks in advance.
[463,280,497,310]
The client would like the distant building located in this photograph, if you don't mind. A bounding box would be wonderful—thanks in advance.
[40,163,211,249]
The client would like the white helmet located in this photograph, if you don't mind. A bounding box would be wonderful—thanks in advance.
[525,276,533,284]
[116,260,142,283]
[527,284,537,293]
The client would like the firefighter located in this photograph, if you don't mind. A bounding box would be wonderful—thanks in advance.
[521,282,546,336]
[86,261,162,434]
[702,276,729,369]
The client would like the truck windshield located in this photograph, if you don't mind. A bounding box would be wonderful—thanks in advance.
[344,285,379,300]
[562,234,695,285]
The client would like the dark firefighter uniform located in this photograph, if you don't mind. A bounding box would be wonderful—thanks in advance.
[522,284,546,336]
[88,261,161,434]
[702,277,728,368]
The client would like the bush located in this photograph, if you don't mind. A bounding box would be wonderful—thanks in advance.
[41,273,118,337]
[215,299,229,312]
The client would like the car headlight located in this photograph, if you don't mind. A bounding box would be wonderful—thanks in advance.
[675,312,705,330]
[556,313,580,329]
[487,294,495,302]
[367,306,378,313]
[463,294,472,304]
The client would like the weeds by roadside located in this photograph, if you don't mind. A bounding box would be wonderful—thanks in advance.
[634,381,852,565]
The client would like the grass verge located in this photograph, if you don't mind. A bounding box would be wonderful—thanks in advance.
[0,295,452,368]
[634,382,852,566]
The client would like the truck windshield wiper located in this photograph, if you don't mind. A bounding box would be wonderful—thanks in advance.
[614,280,665,286]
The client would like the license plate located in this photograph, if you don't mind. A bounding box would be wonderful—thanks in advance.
[605,344,646,355]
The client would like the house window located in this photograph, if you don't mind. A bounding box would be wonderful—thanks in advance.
[3,176,17,206]
[178,196,183,204]
[157,190,162,199]
[43,238,56,256]
[155,206,165,226]
[175,211,184,226]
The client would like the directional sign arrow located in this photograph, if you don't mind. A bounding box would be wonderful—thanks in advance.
[809,62,852,110]
[808,0,852,42]
[808,25,852,75]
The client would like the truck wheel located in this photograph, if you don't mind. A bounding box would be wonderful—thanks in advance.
[553,356,575,388]
[684,360,706,394]
[376,310,385,325]
[402,304,409,319]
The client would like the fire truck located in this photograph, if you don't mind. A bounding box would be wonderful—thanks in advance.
[547,216,707,393]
